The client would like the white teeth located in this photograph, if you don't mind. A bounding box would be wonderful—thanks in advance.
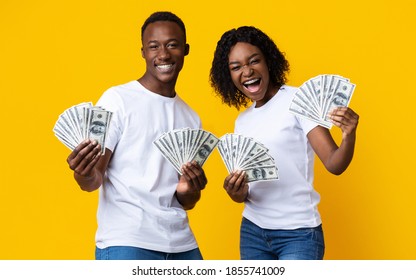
[244,78,259,85]
[157,64,173,70]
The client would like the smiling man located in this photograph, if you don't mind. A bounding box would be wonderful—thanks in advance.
[66,11,207,260]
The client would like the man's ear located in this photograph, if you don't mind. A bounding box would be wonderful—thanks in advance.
[184,44,190,56]
[141,47,144,58]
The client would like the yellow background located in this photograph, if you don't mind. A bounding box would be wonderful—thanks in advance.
[1,0,415,260]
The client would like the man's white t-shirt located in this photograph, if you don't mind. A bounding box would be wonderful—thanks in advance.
[95,81,201,253]
[235,85,322,230]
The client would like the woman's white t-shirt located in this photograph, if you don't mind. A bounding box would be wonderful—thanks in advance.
[235,85,322,230]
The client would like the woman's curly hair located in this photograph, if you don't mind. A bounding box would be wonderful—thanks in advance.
[209,26,290,110]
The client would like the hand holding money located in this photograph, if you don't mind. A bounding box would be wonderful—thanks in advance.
[53,102,113,155]
[327,106,359,137]
[153,128,219,174]
[153,129,279,183]
[289,74,356,128]
[223,169,249,203]
[217,133,279,182]
[66,139,102,179]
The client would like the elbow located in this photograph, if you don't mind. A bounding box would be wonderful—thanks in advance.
[80,184,100,192]
[183,203,196,211]
[324,158,352,176]
[326,165,347,176]
[330,169,344,176]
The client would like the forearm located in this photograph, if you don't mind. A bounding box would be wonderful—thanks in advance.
[326,132,356,175]
[74,169,103,192]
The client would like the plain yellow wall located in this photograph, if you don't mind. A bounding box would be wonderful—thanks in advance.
[1,0,415,260]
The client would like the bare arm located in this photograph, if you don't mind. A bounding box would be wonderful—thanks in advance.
[175,161,208,210]
[308,107,359,175]
[67,140,112,192]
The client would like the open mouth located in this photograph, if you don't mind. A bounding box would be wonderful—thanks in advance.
[243,78,261,92]
[156,64,174,73]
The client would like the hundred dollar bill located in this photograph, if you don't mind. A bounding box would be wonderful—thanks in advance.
[324,79,355,123]
[153,128,219,174]
[242,151,276,169]
[218,134,279,182]
[217,143,232,173]
[192,132,219,166]
[153,137,182,174]
[86,108,112,154]
[53,102,112,154]
[246,165,279,182]
[289,74,356,129]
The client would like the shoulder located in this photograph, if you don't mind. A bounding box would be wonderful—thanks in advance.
[279,84,298,98]
[103,81,140,95]
[97,81,138,112]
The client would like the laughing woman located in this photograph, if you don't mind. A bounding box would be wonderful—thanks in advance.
[209,26,359,260]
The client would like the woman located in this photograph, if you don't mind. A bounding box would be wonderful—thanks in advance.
[209,26,359,260]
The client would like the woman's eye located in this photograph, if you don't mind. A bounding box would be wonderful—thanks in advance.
[250,59,260,65]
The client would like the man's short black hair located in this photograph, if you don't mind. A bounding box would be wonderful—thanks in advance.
[141,11,187,42]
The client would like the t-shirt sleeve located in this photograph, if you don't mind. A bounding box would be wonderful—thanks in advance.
[296,115,319,136]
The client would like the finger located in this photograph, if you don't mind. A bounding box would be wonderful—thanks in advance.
[225,170,244,192]
[223,174,234,191]
[67,139,91,163]
[188,161,207,186]
[192,162,208,188]
[181,162,206,190]
[73,145,102,175]
[328,106,346,118]
[345,108,359,122]
[330,107,359,120]
[330,108,358,127]
[78,151,102,176]
[69,142,101,173]
[234,170,247,190]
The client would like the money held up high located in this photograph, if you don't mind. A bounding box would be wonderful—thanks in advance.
[289,74,356,128]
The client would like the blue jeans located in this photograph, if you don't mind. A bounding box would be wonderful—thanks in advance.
[240,217,325,260]
[95,246,203,260]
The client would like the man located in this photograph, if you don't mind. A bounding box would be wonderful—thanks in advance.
[67,11,207,260]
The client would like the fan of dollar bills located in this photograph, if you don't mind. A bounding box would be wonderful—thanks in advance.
[289,74,356,128]
[153,128,219,174]
[217,133,279,182]
[53,102,112,154]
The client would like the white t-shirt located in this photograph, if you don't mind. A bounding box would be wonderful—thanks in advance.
[235,85,322,230]
[95,81,201,252]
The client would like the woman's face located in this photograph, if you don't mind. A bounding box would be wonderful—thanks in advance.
[228,42,273,107]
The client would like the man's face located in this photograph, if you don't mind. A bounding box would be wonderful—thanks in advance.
[141,21,188,88]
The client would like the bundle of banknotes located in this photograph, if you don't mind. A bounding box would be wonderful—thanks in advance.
[53,102,112,154]
[217,133,278,182]
[289,74,356,128]
[153,128,220,175]
[154,130,279,182]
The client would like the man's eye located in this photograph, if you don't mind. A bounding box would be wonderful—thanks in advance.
[167,43,178,48]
